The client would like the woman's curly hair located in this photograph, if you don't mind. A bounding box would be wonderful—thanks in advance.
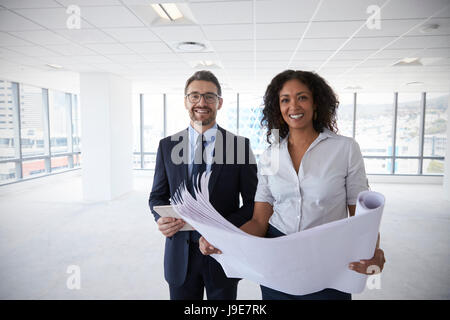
[261,70,339,144]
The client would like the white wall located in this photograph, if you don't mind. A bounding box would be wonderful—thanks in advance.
[80,73,132,202]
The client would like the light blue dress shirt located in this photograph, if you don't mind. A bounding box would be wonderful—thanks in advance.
[188,123,217,178]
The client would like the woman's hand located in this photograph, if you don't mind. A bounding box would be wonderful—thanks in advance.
[199,236,222,255]
[349,248,386,274]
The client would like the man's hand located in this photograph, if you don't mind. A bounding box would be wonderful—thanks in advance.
[349,248,386,274]
[157,217,185,237]
[199,236,222,255]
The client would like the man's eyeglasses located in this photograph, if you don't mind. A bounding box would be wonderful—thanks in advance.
[185,92,220,104]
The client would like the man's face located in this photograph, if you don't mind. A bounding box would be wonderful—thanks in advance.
[184,80,222,127]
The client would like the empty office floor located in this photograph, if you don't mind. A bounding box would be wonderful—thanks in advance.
[0,170,449,300]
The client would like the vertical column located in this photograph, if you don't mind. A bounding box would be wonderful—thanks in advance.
[391,92,398,174]
[42,88,51,173]
[444,94,450,201]
[66,92,74,168]
[11,82,22,179]
[418,92,426,175]
[80,73,133,202]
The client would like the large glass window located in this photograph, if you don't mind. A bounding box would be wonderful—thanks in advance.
[396,93,421,157]
[134,90,447,176]
[143,94,164,169]
[424,93,448,158]
[49,90,70,154]
[355,93,394,157]
[336,93,354,138]
[166,93,189,136]
[238,94,268,161]
[0,80,16,161]
[0,79,80,186]
[20,84,45,158]
[216,93,237,134]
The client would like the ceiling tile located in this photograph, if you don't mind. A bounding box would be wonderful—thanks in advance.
[189,1,253,24]
[0,0,61,9]
[46,43,96,55]
[202,24,252,40]
[0,31,34,45]
[255,0,319,23]
[101,27,159,42]
[14,7,94,29]
[6,45,61,57]
[314,0,385,21]
[124,41,172,54]
[0,10,45,31]
[256,23,308,39]
[54,28,116,43]
[10,30,70,45]
[85,42,135,54]
[151,25,205,42]
[80,6,145,28]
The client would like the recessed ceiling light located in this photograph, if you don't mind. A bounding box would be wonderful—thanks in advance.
[405,81,424,86]
[176,41,206,52]
[151,3,183,21]
[46,63,63,69]
[392,58,422,66]
[419,23,440,34]
[191,60,222,69]
[344,85,362,90]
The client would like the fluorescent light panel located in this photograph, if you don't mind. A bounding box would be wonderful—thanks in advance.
[151,3,183,21]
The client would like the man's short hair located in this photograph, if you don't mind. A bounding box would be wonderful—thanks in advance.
[184,70,222,97]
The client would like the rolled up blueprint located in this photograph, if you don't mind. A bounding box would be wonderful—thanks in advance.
[172,172,385,295]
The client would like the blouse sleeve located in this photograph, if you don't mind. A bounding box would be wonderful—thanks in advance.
[254,165,275,206]
[346,139,369,205]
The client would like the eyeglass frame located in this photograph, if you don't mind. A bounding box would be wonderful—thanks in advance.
[185,92,221,104]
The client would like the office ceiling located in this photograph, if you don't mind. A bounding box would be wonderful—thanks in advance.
[0,0,449,93]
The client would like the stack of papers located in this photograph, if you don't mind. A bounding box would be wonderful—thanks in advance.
[172,173,385,295]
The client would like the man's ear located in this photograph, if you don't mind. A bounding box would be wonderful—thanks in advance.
[217,97,223,110]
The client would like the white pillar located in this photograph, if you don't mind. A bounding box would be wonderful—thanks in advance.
[444,94,450,201]
[80,73,133,202]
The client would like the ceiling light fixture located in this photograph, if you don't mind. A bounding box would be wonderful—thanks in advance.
[176,41,206,52]
[419,23,440,34]
[405,81,424,86]
[392,57,422,66]
[46,63,63,69]
[151,3,183,21]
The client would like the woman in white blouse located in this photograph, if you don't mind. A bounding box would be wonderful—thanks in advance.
[200,70,386,300]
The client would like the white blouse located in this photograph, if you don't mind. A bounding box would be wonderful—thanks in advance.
[254,128,369,235]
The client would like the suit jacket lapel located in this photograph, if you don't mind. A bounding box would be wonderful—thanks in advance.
[170,128,189,184]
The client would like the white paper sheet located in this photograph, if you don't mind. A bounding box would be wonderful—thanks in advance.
[172,173,385,295]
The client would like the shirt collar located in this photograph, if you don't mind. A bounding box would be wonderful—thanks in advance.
[189,123,218,146]
[280,128,336,148]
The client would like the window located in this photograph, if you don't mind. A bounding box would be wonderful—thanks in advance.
[142,94,164,169]
[216,93,237,134]
[336,93,354,138]
[424,93,448,158]
[0,80,16,161]
[396,93,421,157]
[166,93,189,136]
[20,84,45,158]
[49,90,70,154]
[238,94,267,160]
[132,90,447,176]
[0,79,81,186]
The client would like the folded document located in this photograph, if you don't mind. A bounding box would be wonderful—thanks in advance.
[172,173,385,295]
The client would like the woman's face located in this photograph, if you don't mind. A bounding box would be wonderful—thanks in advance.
[279,79,315,132]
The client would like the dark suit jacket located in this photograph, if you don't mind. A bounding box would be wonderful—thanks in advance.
[149,125,258,287]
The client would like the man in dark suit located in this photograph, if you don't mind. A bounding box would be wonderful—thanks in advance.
[149,70,258,300]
